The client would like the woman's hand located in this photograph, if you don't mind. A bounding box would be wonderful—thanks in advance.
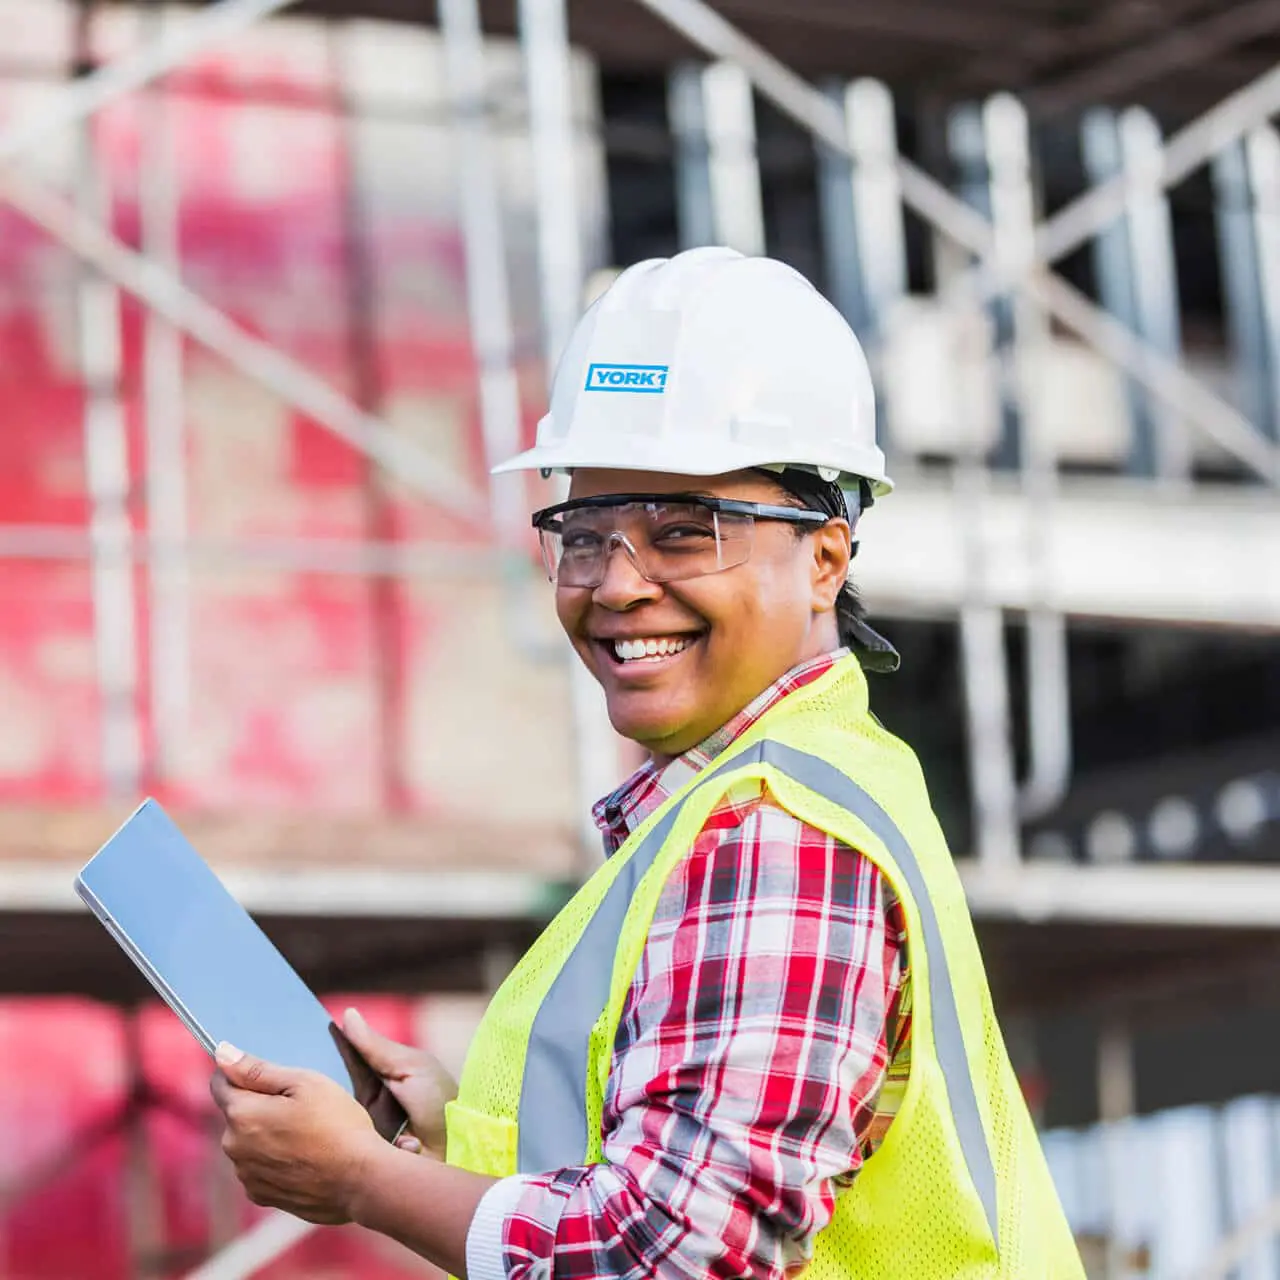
[211,1039,494,1275]
[341,1007,458,1158]
[210,1042,382,1224]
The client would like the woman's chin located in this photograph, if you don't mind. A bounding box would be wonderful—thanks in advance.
[606,692,699,758]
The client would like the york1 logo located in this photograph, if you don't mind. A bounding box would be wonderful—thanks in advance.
[584,362,669,394]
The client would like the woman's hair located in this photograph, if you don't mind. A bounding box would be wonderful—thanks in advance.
[762,468,869,648]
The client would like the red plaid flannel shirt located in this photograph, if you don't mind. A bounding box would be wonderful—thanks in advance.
[466,651,911,1280]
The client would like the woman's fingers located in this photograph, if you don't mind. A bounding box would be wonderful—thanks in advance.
[343,1007,413,1078]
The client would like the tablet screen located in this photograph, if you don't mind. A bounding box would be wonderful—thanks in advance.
[76,800,407,1143]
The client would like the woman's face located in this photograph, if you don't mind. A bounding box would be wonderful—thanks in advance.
[554,468,850,762]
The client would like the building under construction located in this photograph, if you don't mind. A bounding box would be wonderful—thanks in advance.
[0,0,1278,1275]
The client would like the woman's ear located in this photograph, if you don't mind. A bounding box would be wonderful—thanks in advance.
[810,519,852,611]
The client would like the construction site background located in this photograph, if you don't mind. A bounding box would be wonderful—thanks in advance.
[1,0,1279,1276]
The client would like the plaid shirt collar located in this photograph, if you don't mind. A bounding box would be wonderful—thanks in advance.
[593,648,850,855]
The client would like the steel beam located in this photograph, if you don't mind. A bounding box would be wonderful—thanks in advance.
[978,95,1073,823]
[439,0,559,670]
[330,26,408,815]
[519,0,623,863]
[139,4,191,781]
[441,0,525,532]
[668,60,765,255]
[814,78,906,459]
[1214,127,1280,447]
[1082,108,1190,479]
[668,65,719,249]
[520,0,590,368]
[1251,128,1280,444]
[959,603,1020,871]
[947,97,1022,467]
[0,169,486,518]
[816,78,906,350]
[0,0,297,164]
[71,7,141,800]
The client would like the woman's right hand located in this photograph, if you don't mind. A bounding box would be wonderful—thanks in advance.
[341,1007,458,1158]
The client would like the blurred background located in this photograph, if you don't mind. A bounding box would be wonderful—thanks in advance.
[0,0,1278,1275]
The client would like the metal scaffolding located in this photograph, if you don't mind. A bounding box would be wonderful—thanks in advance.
[138,1,191,781]
[635,0,1280,486]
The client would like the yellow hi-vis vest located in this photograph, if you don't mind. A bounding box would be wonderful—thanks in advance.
[446,656,1085,1278]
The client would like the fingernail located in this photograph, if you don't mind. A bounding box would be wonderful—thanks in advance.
[397,1136,423,1154]
[345,1008,365,1029]
[216,1041,245,1066]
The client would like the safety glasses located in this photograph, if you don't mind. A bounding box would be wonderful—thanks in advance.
[530,493,830,589]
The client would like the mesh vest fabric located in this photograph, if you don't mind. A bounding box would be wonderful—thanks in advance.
[445,657,1084,1278]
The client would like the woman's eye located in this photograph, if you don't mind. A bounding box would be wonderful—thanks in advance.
[561,529,602,552]
[656,524,714,543]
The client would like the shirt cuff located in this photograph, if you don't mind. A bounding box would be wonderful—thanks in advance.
[465,1175,526,1280]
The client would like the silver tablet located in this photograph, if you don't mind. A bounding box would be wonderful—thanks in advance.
[76,799,408,1142]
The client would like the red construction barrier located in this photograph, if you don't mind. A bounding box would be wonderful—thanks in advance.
[0,996,441,1278]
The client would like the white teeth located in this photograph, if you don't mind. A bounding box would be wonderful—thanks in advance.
[612,636,693,662]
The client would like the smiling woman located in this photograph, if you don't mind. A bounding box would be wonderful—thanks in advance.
[211,247,1085,1280]
[546,467,855,762]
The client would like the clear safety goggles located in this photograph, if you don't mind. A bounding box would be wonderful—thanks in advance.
[530,493,831,589]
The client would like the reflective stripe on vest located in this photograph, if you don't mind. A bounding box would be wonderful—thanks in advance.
[517,739,1000,1247]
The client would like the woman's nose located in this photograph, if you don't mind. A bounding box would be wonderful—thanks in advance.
[591,533,662,607]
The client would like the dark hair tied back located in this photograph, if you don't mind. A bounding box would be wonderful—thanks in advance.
[762,469,898,671]
[762,469,861,646]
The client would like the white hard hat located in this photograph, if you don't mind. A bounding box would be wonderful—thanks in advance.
[493,246,892,497]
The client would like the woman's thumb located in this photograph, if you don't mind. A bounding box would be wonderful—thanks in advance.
[215,1043,293,1095]
[342,1007,401,1072]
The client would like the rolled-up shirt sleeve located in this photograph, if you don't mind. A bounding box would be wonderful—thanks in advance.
[464,795,906,1280]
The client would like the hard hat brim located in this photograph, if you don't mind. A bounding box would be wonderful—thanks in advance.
[492,440,893,498]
